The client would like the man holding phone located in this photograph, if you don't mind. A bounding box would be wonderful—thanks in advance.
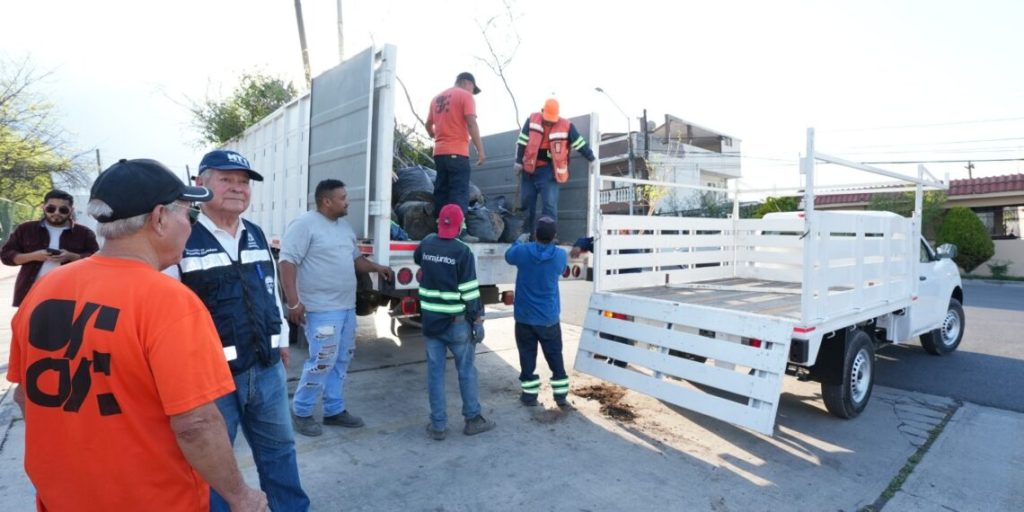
[1,189,99,306]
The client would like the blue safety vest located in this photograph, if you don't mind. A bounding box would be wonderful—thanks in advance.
[179,220,281,374]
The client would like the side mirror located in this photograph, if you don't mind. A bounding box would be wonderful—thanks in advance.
[936,243,957,260]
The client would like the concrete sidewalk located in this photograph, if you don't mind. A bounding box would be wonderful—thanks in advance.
[1,272,1022,510]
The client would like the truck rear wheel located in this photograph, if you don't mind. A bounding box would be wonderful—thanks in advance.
[821,329,875,419]
[920,298,964,356]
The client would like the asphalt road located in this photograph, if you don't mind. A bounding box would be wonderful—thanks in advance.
[558,278,1024,413]
[875,280,1024,412]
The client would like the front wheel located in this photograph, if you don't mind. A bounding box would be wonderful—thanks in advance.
[821,329,875,419]
[920,298,965,356]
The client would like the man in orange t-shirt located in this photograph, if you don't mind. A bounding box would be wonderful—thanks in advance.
[426,71,486,229]
[7,158,266,511]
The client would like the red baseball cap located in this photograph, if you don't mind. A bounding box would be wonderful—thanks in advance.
[437,204,464,239]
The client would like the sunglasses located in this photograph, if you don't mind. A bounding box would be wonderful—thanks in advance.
[45,205,71,215]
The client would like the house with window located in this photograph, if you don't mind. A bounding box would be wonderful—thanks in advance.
[813,174,1024,277]
[598,114,741,215]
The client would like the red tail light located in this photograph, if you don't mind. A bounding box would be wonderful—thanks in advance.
[397,268,413,285]
[572,265,581,278]
[745,338,763,348]
[415,268,423,283]
[562,266,571,278]
[400,296,419,315]
[603,311,628,320]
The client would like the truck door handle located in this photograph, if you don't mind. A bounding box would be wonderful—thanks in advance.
[919,276,927,281]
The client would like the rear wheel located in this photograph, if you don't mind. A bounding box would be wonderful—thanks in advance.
[821,329,875,419]
[920,298,965,355]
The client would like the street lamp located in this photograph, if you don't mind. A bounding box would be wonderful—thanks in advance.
[595,87,635,214]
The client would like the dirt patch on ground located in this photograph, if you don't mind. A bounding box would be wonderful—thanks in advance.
[573,384,637,422]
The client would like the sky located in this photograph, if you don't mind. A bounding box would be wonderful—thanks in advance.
[3,0,1023,195]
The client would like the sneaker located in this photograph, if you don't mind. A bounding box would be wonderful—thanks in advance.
[426,424,448,441]
[554,394,570,407]
[459,232,480,243]
[519,393,539,407]
[323,410,365,428]
[463,415,496,436]
[292,414,322,437]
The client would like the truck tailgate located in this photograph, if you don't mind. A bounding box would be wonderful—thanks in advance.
[575,291,794,436]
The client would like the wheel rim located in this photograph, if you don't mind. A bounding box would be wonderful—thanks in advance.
[941,309,962,346]
[850,348,872,403]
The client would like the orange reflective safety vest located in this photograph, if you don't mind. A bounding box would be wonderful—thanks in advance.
[522,113,571,183]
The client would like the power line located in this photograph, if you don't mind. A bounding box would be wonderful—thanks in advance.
[821,116,1024,133]
[856,157,1024,165]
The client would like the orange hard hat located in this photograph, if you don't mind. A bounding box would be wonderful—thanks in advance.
[542,98,560,122]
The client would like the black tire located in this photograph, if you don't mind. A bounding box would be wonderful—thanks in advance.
[920,298,965,356]
[821,329,875,419]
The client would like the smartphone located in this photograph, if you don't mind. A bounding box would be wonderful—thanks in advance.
[46,248,62,255]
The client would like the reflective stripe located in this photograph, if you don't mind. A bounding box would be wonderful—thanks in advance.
[420,300,466,314]
[549,131,568,140]
[458,280,479,291]
[420,287,462,301]
[240,249,272,264]
[461,289,480,301]
[179,252,233,273]
[223,345,237,361]
[550,378,570,387]
[572,137,586,150]
[521,379,541,392]
[529,122,544,132]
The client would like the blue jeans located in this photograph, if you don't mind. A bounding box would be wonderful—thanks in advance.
[292,309,356,418]
[425,320,481,430]
[211,362,309,512]
[433,154,471,215]
[520,164,560,235]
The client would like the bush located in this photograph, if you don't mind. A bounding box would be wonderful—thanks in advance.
[936,207,995,273]
[986,259,1011,279]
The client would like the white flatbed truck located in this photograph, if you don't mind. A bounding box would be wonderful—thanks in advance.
[575,129,965,435]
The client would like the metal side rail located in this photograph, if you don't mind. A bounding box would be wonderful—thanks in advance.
[575,291,794,436]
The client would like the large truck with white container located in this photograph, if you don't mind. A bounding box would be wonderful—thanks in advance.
[574,129,965,435]
[225,45,591,327]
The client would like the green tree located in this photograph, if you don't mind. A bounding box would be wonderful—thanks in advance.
[868,190,947,240]
[752,196,800,219]
[190,72,297,145]
[936,207,994,274]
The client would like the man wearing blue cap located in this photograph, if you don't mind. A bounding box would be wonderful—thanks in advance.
[175,149,309,511]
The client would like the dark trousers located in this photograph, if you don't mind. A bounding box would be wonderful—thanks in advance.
[515,322,567,383]
[433,154,471,215]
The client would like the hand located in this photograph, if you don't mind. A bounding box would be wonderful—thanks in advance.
[512,163,523,175]
[228,486,267,511]
[476,151,486,166]
[33,249,52,262]
[515,233,530,244]
[280,347,291,369]
[569,246,582,258]
[287,302,306,326]
[53,250,77,264]
[376,264,393,282]
[587,154,596,163]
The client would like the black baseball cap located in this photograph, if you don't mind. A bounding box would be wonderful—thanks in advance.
[535,216,557,243]
[90,158,213,222]
[198,149,264,181]
[456,72,481,95]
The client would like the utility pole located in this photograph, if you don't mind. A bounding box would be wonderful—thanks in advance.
[595,87,635,215]
[966,161,975,179]
[95,149,102,175]
[294,0,313,89]
[336,0,344,63]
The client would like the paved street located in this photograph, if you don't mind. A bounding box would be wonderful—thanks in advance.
[1,266,1022,511]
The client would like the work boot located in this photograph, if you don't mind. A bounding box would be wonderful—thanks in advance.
[463,415,496,436]
[292,414,322,437]
[554,394,570,408]
[323,410,365,428]
[519,392,539,407]
[426,424,448,441]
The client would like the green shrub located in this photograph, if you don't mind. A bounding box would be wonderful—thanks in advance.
[986,259,1011,279]
[936,207,995,273]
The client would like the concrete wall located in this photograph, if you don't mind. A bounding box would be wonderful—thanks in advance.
[969,239,1024,278]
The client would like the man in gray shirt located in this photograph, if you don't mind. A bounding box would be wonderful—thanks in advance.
[279,179,392,437]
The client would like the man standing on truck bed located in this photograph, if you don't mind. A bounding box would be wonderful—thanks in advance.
[176,149,309,512]
[505,217,571,406]
[414,204,496,440]
[426,72,485,241]
[514,98,595,236]
[279,178,392,437]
